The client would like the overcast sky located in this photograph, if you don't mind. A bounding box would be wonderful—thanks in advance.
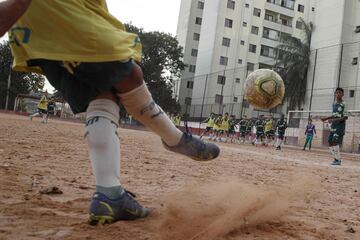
[1,0,182,92]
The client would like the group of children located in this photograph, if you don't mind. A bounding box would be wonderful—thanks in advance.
[199,112,288,150]
[29,91,56,123]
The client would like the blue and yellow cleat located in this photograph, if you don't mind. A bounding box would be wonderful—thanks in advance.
[331,159,341,166]
[88,190,149,225]
[162,132,220,161]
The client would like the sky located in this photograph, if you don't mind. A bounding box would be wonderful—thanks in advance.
[1,0,182,93]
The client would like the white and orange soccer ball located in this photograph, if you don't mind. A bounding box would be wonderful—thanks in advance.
[244,69,285,110]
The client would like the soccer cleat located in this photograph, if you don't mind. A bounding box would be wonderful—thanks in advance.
[162,132,220,161]
[88,190,149,225]
[331,159,341,166]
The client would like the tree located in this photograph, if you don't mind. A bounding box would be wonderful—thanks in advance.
[0,41,45,110]
[125,24,185,113]
[275,18,313,110]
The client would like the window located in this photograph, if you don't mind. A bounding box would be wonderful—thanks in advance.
[220,56,228,66]
[193,33,200,41]
[222,37,231,47]
[265,14,274,22]
[197,1,204,9]
[240,40,245,45]
[280,18,290,27]
[233,97,238,102]
[261,45,277,58]
[247,62,254,71]
[186,81,194,89]
[238,59,243,64]
[352,57,358,65]
[248,44,256,53]
[263,27,280,40]
[296,20,304,29]
[225,18,233,28]
[185,97,192,105]
[245,3,249,8]
[243,22,247,27]
[195,17,202,25]
[253,8,261,17]
[235,78,240,83]
[349,90,355,98]
[227,0,235,9]
[215,94,223,104]
[298,4,304,13]
[251,26,259,35]
[191,49,198,57]
[189,65,196,73]
[312,7,315,11]
[355,26,360,33]
[217,75,226,85]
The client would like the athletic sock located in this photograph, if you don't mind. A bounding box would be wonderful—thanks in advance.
[85,99,122,198]
[333,145,341,160]
[118,83,183,146]
[329,146,335,158]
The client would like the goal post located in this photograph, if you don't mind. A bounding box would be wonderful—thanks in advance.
[286,110,360,153]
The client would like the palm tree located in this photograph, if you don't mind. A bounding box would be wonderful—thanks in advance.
[275,18,313,110]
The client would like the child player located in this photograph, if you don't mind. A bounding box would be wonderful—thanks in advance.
[2,0,220,225]
[275,114,287,150]
[238,115,248,144]
[321,88,348,165]
[303,118,316,151]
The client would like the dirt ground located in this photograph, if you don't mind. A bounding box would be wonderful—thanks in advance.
[0,112,359,240]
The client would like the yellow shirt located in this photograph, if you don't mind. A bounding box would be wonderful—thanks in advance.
[9,0,142,73]
[221,118,229,131]
[206,117,215,128]
[264,119,274,132]
[37,95,48,110]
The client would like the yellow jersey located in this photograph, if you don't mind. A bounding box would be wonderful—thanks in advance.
[221,117,229,131]
[264,119,274,132]
[37,95,48,110]
[206,117,215,128]
[9,0,142,73]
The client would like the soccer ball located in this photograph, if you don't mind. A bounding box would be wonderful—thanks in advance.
[244,69,285,109]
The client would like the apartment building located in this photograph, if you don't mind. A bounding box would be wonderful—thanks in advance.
[176,0,315,118]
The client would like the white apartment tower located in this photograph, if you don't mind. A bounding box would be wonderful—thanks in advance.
[304,0,360,111]
[176,0,315,118]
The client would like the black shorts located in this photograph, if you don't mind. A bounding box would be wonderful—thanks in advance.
[205,127,213,132]
[33,60,134,114]
[240,131,247,137]
[328,129,344,145]
[265,130,275,138]
[277,132,285,140]
[38,108,47,114]
[256,131,264,139]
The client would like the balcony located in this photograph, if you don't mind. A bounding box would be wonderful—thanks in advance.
[263,18,293,34]
[265,0,295,17]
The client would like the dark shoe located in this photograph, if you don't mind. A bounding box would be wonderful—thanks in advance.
[162,132,220,161]
[88,190,149,225]
[331,159,341,166]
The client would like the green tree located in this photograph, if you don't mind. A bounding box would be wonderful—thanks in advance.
[125,24,184,113]
[275,18,313,110]
[0,41,45,110]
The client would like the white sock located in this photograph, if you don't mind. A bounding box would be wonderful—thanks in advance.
[329,146,335,158]
[118,83,182,146]
[85,99,121,188]
[30,112,39,117]
[333,145,341,160]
